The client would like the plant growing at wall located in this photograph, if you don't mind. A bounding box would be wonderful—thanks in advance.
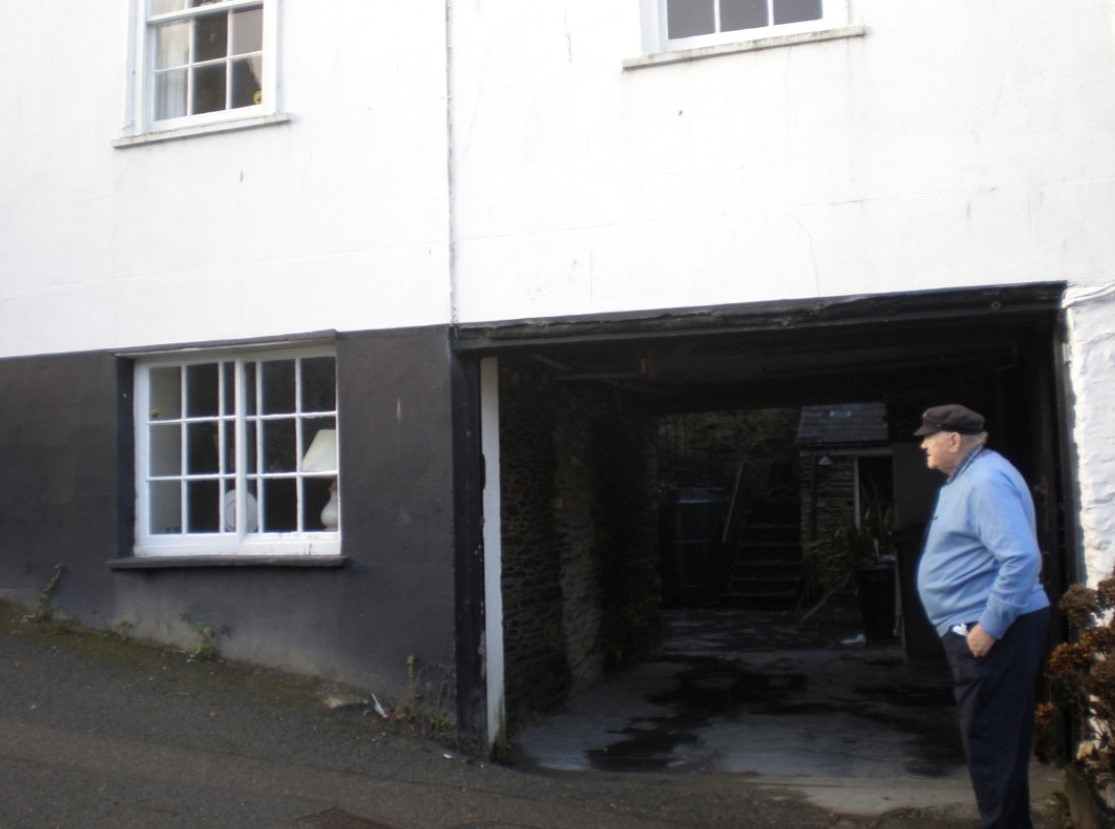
[113,619,134,642]
[24,564,63,624]
[1036,571,1115,815]
[178,613,219,661]
[392,655,456,743]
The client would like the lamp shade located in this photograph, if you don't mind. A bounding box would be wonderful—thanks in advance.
[302,429,338,473]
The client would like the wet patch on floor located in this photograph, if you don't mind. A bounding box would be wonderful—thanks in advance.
[512,608,967,780]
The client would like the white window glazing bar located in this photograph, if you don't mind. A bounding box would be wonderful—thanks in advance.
[252,358,264,531]
[178,366,188,533]
[231,358,245,536]
[295,357,305,532]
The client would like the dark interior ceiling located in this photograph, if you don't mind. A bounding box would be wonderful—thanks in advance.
[455,283,1064,418]
[521,318,1032,409]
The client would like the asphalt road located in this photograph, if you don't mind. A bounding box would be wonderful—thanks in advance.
[0,603,1063,829]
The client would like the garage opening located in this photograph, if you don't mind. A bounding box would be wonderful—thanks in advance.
[458,284,1072,757]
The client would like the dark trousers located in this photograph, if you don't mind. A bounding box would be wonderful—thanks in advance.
[941,608,1049,829]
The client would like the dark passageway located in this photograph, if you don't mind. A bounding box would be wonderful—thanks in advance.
[456,284,1071,796]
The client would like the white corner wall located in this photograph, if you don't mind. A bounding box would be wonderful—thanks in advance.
[1065,283,1115,587]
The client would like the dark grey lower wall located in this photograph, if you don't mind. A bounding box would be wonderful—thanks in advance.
[0,327,459,705]
[0,353,124,614]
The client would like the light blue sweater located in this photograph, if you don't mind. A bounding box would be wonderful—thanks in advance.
[916,447,1049,639]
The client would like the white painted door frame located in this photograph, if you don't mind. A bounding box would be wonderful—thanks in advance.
[480,357,505,746]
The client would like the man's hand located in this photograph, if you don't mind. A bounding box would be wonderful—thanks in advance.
[967,624,997,658]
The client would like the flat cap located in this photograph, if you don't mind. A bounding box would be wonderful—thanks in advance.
[914,404,985,437]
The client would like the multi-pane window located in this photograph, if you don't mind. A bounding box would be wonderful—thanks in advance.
[147,0,267,124]
[135,347,339,556]
[668,0,822,38]
[654,0,843,49]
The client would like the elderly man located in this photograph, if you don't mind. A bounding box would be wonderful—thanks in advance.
[915,404,1050,829]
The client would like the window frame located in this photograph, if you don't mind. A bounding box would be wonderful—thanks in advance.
[133,344,340,558]
[642,0,849,54]
[120,0,280,142]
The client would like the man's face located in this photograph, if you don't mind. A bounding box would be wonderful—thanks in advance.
[921,430,960,474]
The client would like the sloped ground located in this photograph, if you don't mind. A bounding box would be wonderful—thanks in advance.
[0,600,1066,828]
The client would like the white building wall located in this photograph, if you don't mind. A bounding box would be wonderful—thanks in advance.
[448,0,1115,321]
[6,1,1112,351]
[0,1,452,359]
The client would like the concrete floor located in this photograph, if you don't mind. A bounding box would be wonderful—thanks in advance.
[510,606,1062,818]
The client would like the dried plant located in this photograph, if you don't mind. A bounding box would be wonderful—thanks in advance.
[1039,574,1115,800]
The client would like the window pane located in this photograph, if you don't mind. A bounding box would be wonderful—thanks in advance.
[187,480,221,533]
[150,480,181,534]
[155,69,188,120]
[721,0,769,31]
[151,0,187,14]
[192,63,227,114]
[187,421,219,474]
[244,361,257,415]
[261,360,295,414]
[223,485,259,532]
[156,22,189,69]
[245,420,258,473]
[301,357,336,413]
[149,366,182,420]
[185,363,219,416]
[244,481,260,532]
[230,56,262,109]
[262,418,296,472]
[221,419,235,472]
[221,362,235,415]
[231,8,262,54]
[150,423,182,476]
[303,478,334,531]
[668,0,715,38]
[260,478,297,532]
[194,12,229,62]
[773,0,822,24]
[301,420,337,477]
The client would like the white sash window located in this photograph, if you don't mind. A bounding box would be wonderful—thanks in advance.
[120,0,279,141]
[646,0,848,52]
[134,346,340,557]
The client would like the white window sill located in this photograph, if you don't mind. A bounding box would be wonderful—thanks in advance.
[108,554,347,569]
[112,112,292,149]
[623,24,866,70]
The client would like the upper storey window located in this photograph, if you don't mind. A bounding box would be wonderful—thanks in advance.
[652,0,847,51]
[150,0,264,121]
[119,0,279,143]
